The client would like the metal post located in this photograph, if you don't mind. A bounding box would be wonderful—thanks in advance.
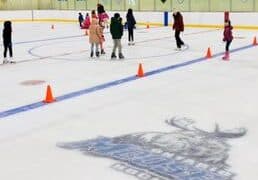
[189,0,191,12]
[253,0,256,12]
[208,0,211,12]
[31,0,33,21]
[230,0,232,12]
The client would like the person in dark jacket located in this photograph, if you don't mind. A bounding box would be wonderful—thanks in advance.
[78,12,84,28]
[126,8,136,45]
[172,10,184,50]
[2,21,13,64]
[110,13,124,59]
[222,20,233,60]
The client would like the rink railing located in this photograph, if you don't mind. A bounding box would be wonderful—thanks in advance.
[1,10,258,30]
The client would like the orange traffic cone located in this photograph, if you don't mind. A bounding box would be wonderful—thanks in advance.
[51,24,55,30]
[206,47,212,59]
[253,36,257,45]
[43,85,56,103]
[137,63,144,77]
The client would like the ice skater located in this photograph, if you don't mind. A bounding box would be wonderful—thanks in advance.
[126,8,136,45]
[2,21,13,64]
[82,13,91,29]
[172,9,185,51]
[97,3,109,28]
[110,13,124,59]
[78,12,84,28]
[222,20,233,60]
[89,10,102,58]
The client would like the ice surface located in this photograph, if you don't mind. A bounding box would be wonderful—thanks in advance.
[0,21,257,180]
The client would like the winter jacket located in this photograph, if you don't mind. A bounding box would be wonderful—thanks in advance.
[78,14,84,23]
[83,16,91,29]
[223,26,233,42]
[89,18,102,44]
[110,17,123,39]
[2,21,12,45]
[173,12,184,32]
[126,14,136,29]
[99,12,109,23]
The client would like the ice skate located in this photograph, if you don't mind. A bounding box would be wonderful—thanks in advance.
[9,58,15,63]
[96,51,100,58]
[222,52,229,61]
[119,53,124,59]
[90,51,94,58]
[101,49,106,55]
[111,52,117,59]
[3,58,8,64]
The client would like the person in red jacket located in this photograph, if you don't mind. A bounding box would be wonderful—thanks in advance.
[222,20,233,60]
[172,10,184,50]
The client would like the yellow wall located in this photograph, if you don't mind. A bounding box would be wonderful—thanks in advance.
[1,0,258,11]
[0,0,52,10]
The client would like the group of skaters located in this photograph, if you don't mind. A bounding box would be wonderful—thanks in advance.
[1,6,233,64]
[78,3,136,59]
[79,5,233,61]
[172,10,233,60]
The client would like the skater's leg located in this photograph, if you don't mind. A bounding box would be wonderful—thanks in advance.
[226,40,232,52]
[3,44,7,58]
[175,31,181,48]
[118,39,124,59]
[95,43,100,57]
[112,39,118,54]
[8,43,13,58]
[118,39,122,54]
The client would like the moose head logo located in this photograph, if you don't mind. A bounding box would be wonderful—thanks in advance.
[58,117,246,180]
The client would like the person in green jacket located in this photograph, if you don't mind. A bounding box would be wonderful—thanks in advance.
[110,13,124,59]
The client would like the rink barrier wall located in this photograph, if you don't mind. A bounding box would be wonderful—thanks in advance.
[1,10,258,30]
[0,19,257,30]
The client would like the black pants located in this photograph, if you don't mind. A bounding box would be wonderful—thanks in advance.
[128,28,134,42]
[3,43,13,58]
[175,30,184,48]
[225,40,232,51]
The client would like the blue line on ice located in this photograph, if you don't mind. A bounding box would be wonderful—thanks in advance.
[0,44,254,119]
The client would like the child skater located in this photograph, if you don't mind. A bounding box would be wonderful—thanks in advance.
[82,13,91,34]
[78,12,84,28]
[172,9,184,51]
[222,20,233,60]
[126,8,136,45]
[97,3,109,29]
[110,13,124,59]
[2,21,13,64]
[89,10,102,58]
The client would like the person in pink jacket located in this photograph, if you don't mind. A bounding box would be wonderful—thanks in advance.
[82,13,91,30]
[222,20,233,60]
[97,3,109,28]
[89,11,102,58]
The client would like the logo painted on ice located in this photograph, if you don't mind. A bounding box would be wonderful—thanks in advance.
[58,117,246,180]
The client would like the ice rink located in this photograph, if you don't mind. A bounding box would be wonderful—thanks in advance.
[0,22,258,180]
